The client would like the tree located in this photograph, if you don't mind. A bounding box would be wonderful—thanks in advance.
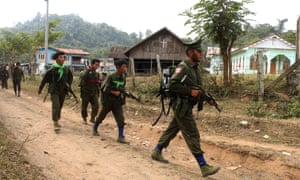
[145,29,153,37]
[33,18,64,47]
[282,30,296,45]
[0,30,33,64]
[275,18,288,34]
[182,0,254,85]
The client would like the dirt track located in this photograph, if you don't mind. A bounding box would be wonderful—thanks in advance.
[0,89,300,180]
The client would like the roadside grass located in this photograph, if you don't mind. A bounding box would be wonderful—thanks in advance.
[0,121,46,179]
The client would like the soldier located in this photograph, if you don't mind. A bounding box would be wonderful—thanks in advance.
[2,65,9,89]
[38,52,73,132]
[151,40,221,177]
[79,59,100,124]
[11,62,25,96]
[93,59,129,144]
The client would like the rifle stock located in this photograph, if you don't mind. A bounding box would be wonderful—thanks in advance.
[180,75,222,112]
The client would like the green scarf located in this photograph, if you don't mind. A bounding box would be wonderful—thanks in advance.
[53,63,65,80]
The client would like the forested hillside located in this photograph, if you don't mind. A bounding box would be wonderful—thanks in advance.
[7,13,140,57]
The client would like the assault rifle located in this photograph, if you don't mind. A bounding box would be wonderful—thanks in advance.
[181,75,222,112]
[65,81,79,103]
[41,82,78,103]
[116,87,142,104]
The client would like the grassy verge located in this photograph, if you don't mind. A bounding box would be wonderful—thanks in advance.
[0,121,46,180]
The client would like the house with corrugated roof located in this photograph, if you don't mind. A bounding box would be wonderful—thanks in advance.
[210,34,296,74]
[35,47,90,72]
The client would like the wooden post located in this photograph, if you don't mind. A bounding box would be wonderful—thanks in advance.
[296,16,300,61]
[150,59,153,75]
[103,58,107,72]
[129,57,136,88]
[296,16,300,81]
[257,51,264,100]
[156,54,162,78]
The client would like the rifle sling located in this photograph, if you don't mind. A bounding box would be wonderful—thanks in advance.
[152,95,172,126]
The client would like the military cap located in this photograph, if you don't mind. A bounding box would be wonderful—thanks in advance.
[185,39,202,51]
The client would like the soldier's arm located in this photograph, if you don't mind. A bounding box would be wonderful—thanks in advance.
[38,71,51,93]
[169,66,192,96]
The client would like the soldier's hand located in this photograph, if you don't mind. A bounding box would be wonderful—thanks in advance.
[208,99,215,106]
[38,89,42,94]
[191,89,201,97]
[111,90,121,96]
[208,97,216,106]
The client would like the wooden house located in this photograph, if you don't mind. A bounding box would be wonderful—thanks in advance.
[210,34,296,74]
[109,27,187,75]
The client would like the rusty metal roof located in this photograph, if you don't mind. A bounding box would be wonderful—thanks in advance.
[55,48,90,55]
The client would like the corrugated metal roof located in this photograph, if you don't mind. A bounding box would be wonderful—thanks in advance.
[108,46,129,59]
[55,48,90,55]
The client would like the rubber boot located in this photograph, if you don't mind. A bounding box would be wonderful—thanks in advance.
[117,127,129,144]
[93,124,99,136]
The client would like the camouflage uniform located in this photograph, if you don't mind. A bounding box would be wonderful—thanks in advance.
[12,64,25,96]
[79,69,100,123]
[38,66,73,122]
[156,60,204,155]
[0,66,9,89]
[152,41,220,177]
[94,72,126,128]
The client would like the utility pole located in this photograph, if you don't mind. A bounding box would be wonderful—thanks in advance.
[44,0,49,65]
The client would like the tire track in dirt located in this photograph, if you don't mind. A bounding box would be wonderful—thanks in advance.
[0,89,299,180]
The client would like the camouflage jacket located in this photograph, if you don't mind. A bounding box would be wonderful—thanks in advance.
[79,69,100,95]
[39,66,73,94]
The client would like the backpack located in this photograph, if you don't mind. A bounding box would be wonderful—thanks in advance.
[160,65,176,98]
[152,65,176,126]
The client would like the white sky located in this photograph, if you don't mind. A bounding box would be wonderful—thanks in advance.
[0,0,299,38]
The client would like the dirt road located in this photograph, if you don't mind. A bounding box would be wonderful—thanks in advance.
[0,89,299,180]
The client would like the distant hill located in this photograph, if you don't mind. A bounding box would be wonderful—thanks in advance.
[5,13,139,57]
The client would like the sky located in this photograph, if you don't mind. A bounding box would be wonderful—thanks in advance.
[0,0,299,38]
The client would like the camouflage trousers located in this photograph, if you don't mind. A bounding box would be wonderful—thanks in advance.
[51,93,66,121]
[157,98,204,155]
[81,93,99,120]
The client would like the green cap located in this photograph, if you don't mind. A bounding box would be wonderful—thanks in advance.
[185,39,202,51]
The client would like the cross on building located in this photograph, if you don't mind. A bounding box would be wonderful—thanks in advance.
[160,39,168,48]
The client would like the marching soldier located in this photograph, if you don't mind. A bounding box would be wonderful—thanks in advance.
[12,62,25,96]
[93,59,129,144]
[79,59,101,124]
[151,40,221,177]
[38,52,73,132]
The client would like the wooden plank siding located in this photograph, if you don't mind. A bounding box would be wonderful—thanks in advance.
[109,27,187,75]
